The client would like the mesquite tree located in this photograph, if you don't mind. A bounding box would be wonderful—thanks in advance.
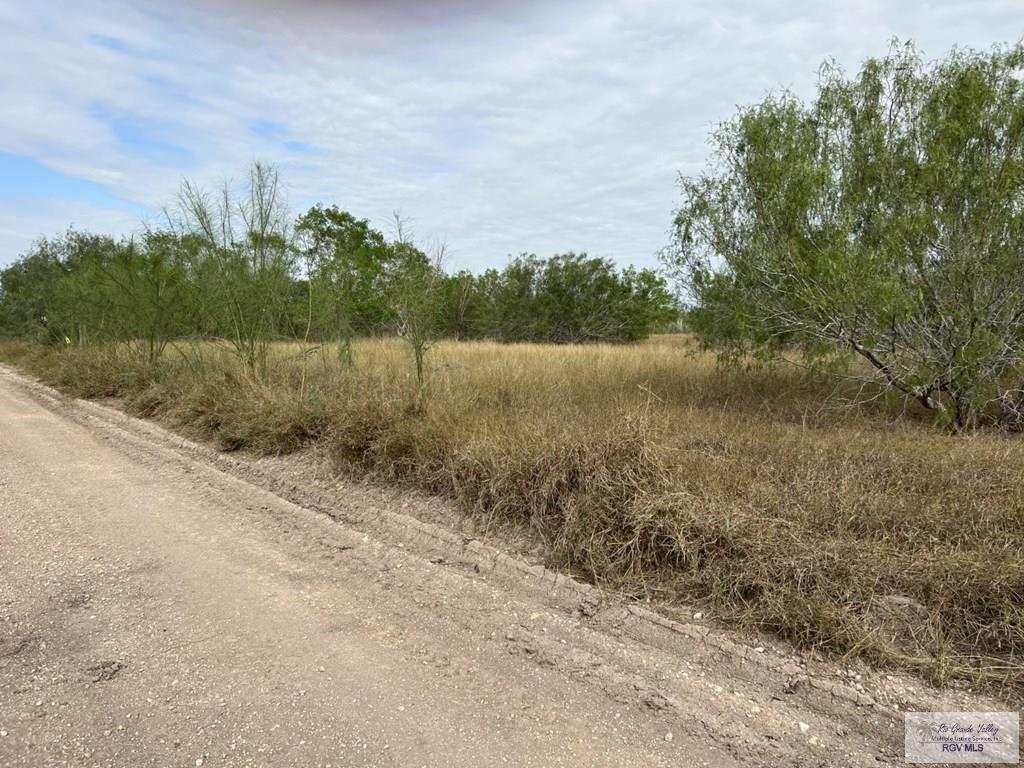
[389,213,445,388]
[666,42,1024,430]
[176,162,295,378]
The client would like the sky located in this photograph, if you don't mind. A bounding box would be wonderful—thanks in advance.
[0,0,1021,271]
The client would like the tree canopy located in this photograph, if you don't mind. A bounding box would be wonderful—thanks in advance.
[665,42,1024,429]
[465,253,676,343]
[1,171,677,361]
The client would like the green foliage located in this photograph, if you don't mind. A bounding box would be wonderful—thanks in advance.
[436,271,477,340]
[0,230,193,359]
[464,253,677,343]
[175,162,296,377]
[667,41,1024,429]
[0,232,79,342]
[389,224,445,387]
[294,205,398,363]
[1,166,677,368]
[73,232,194,362]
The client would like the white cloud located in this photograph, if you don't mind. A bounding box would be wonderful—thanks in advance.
[0,0,1021,268]
[0,197,149,264]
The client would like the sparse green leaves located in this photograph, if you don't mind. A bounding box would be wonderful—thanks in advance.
[174,162,295,377]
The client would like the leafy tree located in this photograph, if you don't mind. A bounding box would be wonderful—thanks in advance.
[467,253,676,343]
[536,254,674,343]
[666,42,1024,429]
[474,258,540,341]
[1,230,196,362]
[437,270,477,340]
[0,230,131,345]
[294,205,396,364]
[0,234,76,342]
[76,232,193,362]
[618,266,680,341]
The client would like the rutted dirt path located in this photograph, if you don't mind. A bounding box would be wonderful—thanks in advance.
[0,365,962,767]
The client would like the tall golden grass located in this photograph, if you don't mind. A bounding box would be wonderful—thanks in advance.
[4,336,1022,691]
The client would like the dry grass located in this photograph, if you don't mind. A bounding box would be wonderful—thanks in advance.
[3,335,1022,692]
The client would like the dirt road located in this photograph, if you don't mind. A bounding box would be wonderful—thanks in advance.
[0,366,914,767]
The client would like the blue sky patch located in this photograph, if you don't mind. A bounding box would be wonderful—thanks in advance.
[90,107,193,166]
[284,140,316,154]
[0,153,144,215]
[88,33,129,52]
[250,120,287,140]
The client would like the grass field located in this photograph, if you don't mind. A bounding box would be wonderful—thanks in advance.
[3,335,1022,691]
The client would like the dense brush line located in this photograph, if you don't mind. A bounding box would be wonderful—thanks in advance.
[0,201,678,357]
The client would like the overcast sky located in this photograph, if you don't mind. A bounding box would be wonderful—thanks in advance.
[0,1,1020,271]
